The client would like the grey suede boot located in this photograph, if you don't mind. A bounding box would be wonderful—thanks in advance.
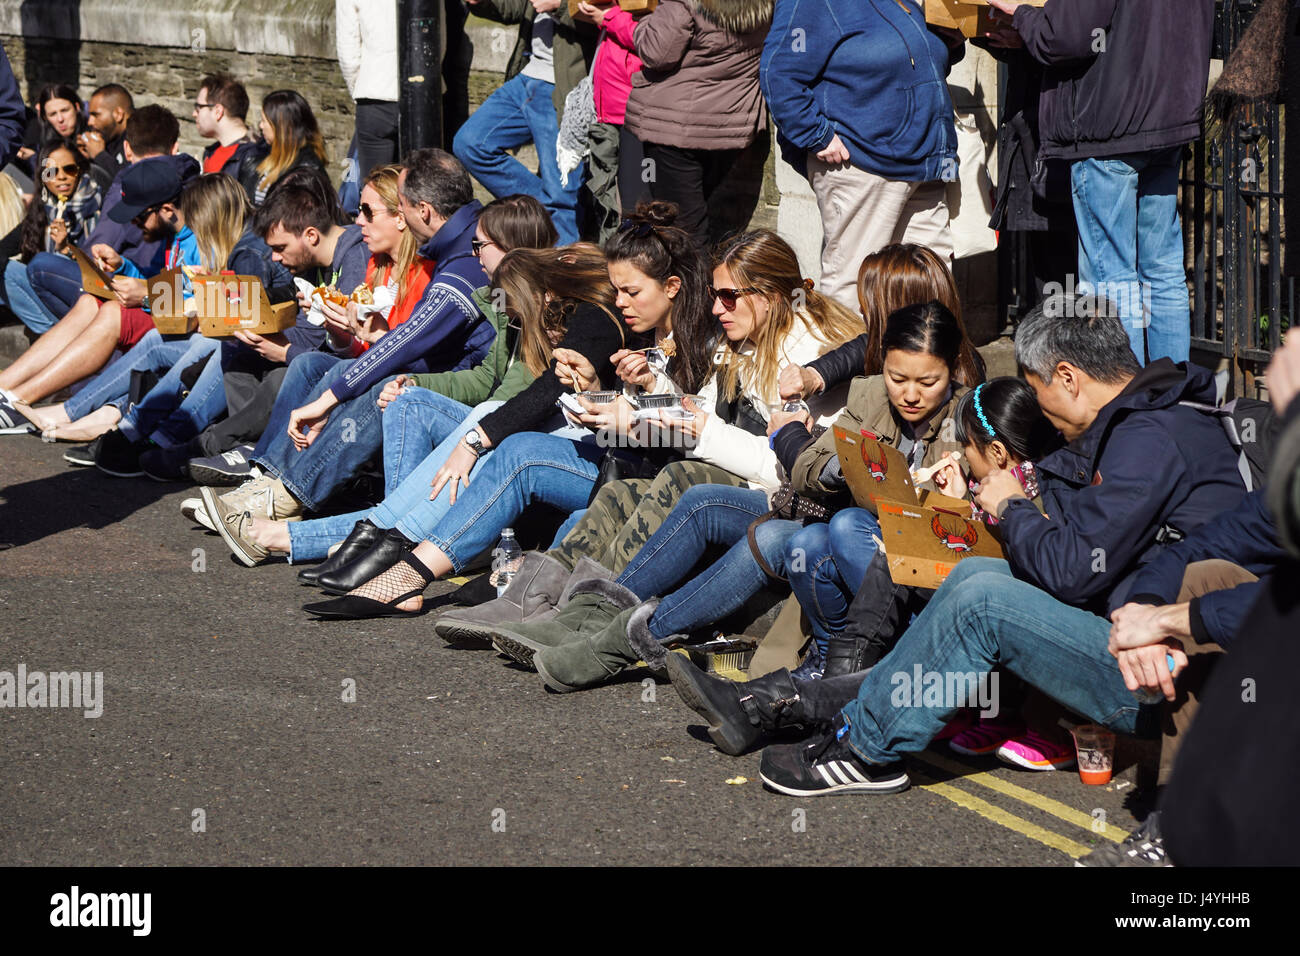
[623,599,667,673]
[533,589,645,694]
[491,577,636,670]
[433,552,572,644]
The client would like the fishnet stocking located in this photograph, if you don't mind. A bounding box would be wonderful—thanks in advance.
[349,558,429,607]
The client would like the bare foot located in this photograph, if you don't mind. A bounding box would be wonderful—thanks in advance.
[15,400,69,431]
[247,517,291,554]
[45,405,122,442]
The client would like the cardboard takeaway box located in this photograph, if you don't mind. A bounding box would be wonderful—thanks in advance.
[925,0,1046,39]
[567,0,657,17]
[148,270,298,337]
[875,496,1005,590]
[69,245,116,300]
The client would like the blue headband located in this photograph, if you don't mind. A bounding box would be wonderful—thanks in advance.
[972,384,996,440]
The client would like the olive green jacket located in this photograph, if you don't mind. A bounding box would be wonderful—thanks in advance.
[470,0,598,120]
[790,374,969,500]
[407,287,535,405]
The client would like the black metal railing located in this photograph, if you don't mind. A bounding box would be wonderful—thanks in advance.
[1183,0,1291,397]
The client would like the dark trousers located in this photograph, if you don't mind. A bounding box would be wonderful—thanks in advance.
[193,351,288,457]
[1161,561,1300,865]
[642,142,740,245]
[355,100,400,181]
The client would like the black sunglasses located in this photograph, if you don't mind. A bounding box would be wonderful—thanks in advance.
[471,237,497,257]
[358,202,380,223]
[131,204,162,227]
[41,163,79,181]
[709,286,760,311]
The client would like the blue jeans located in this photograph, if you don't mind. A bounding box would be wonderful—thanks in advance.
[27,251,85,318]
[616,483,799,640]
[249,351,353,509]
[285,390,495,562]
[787,508,881,648]
[63,329,192,421]
[840,557,1157,765]
[422,432,604,572]
[3,260,59,333]
[452,72,581,244]
[1071,146,1190,364]
[117,335,224,447]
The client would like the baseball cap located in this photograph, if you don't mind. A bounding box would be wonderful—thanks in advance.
[109,157,183,223]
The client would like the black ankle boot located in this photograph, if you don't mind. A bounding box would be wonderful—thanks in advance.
[665,655,805,755]
[316,529,415,595]
[822,633,886,679]
[299,519,384,586]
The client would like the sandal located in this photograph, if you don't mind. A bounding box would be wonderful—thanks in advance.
[304,551,436,620]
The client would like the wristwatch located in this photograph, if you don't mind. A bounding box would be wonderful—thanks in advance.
[463,428,486,457]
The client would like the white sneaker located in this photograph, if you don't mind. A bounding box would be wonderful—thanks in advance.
[181,497,216,532]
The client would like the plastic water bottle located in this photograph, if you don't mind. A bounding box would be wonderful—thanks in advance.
[1134,653,1177,705]
[490,528,524,596]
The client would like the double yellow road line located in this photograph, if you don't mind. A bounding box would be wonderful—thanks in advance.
[910,750,1130,860]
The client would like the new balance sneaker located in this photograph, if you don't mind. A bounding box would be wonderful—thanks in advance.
[759,716,910,797]
[1075,813,1173,867]
[790,641,826,681]
[64,440,99,467]
[93,429,148,478]
[996,729,1076,771]
[189,444,256,486]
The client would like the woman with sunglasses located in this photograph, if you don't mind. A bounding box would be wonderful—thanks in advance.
[311,164,437,358]
[247,90,328,205]
[1,141,101,335]
[439,225,862,641]
[290,203,718,617]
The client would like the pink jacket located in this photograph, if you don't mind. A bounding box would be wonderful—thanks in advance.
[593,8,643,126]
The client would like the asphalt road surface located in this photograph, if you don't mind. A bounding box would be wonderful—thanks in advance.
[1,433,1156,866]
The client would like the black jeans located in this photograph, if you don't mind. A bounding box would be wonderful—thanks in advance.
[194,358,287,457]
[641,142,740,245]
[354,100,400,180]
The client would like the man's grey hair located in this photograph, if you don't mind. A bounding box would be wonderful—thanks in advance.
[400,148,473,219]
[1015,294,1141,384]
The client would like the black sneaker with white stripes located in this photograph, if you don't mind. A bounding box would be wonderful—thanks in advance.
[760,715,909,797]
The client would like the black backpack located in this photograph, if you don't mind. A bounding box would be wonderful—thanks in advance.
[1180,398,1280,492]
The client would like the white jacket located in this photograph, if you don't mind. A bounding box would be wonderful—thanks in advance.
[690,312,850,496]
[336,0,400,103]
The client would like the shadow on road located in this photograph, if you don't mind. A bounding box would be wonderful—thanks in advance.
[0,464,175,549]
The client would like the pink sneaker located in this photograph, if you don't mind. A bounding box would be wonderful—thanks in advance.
[948,717,1025,756]
[933,709,977,742]
[996,729,1077,771]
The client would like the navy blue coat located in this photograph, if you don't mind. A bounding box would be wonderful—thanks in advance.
[1126,490,1284,650]
[998,360,1249,614]
[0,45,26,168]
[1012,0,1215,161]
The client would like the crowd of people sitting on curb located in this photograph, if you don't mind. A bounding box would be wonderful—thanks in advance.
[1,0,1298,867]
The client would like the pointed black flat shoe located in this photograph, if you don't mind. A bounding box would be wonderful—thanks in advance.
[303,588,430,620]
[298,519,384,586]
[316,528,414,595]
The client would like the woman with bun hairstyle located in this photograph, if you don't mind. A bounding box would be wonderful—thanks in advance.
[436,222,863,645]
[294,201,719,617]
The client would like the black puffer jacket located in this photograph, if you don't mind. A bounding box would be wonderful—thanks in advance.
[1013,0,1216,161]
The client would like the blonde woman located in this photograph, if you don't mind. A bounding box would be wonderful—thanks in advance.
[247,90,328,205]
